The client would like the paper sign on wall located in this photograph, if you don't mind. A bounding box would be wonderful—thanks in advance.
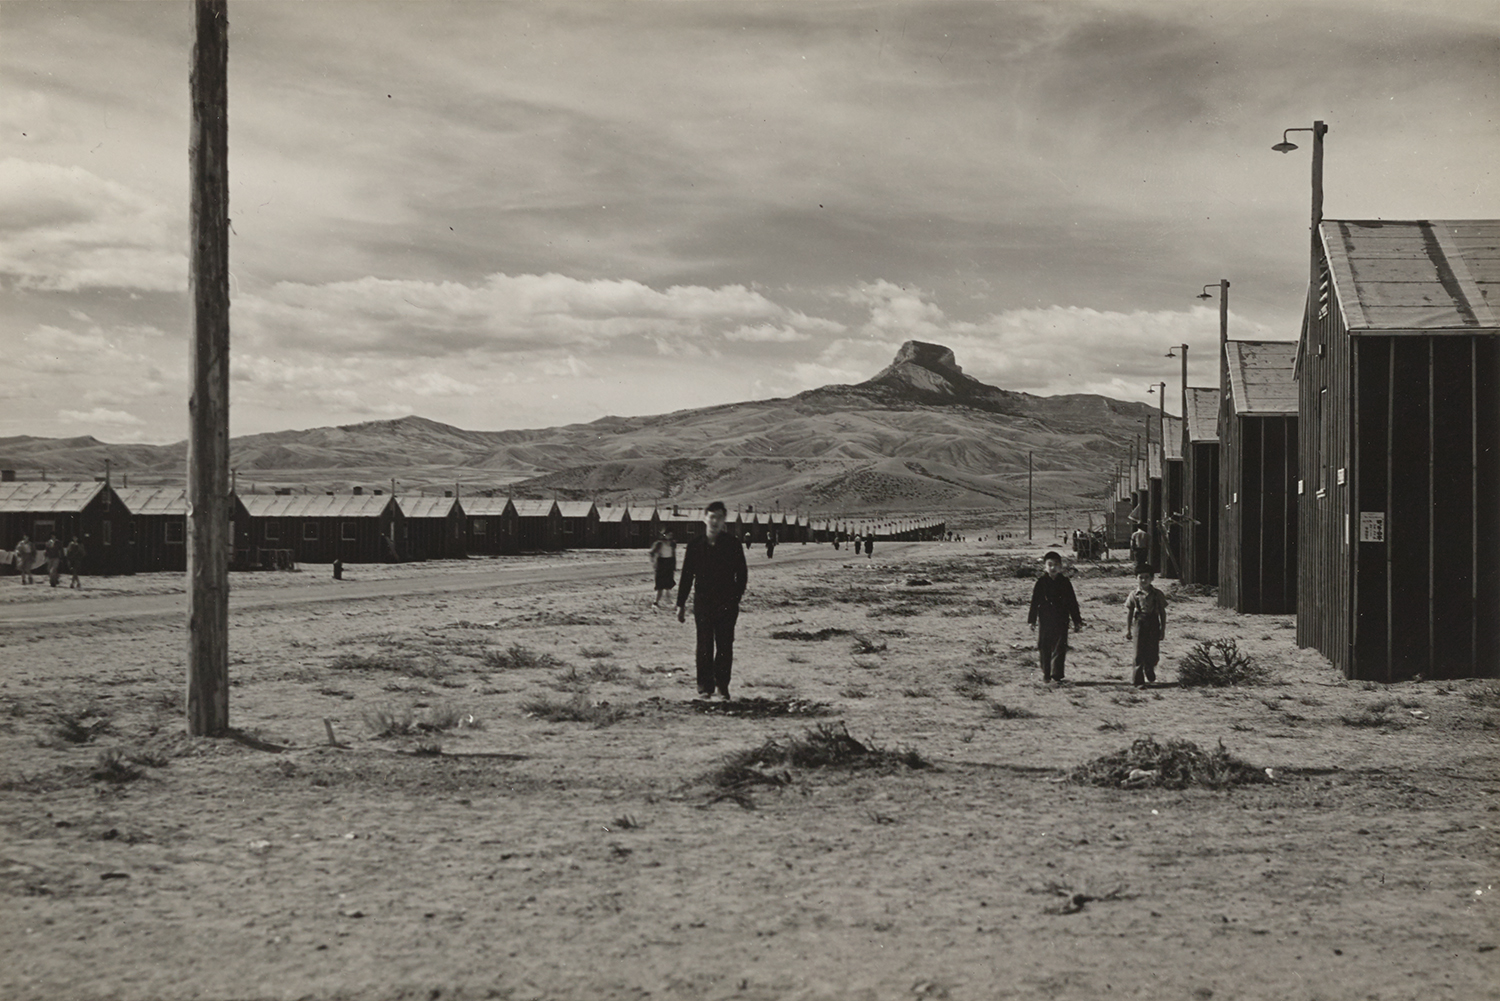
[1359,512,1385,543]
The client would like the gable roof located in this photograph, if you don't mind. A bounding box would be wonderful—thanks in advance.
[240,493,394,518]
[398,496,460,519]
[462,497,514,518]
[1226,340,1299,416]
[556,501,597,519]
[625,506,657,522]
[1322,219,1500,332]
[596,506,630,523]
[115,485,188,516]
[1162,414,1184,462]
[511,499,559,518]
[1185,387,1221,443]
[0,480,107,514]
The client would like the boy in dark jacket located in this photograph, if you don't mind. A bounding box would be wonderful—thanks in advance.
[1027,551,1084,683]
[677,501,749,701]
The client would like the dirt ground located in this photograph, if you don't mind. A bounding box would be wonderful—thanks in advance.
[1,540,1495,1001]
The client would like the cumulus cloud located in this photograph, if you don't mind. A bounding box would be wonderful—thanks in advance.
[236,272,843,357]
[57,407,144,427]
[724,323,812,343]
[0,159,184,291]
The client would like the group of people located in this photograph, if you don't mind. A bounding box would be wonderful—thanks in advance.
[6,534,87,589]
[1027,550,1167,688]
[648,505,1169,703]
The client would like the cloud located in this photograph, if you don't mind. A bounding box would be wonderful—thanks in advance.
[57,406,144,427]
[724,323,813,343]
[0,159,184,292]
[237,272,842,357]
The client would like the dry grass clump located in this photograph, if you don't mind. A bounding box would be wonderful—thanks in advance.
[1070,737,1268,790]
[700,723,929,805]
[362,702,479,737]
[984,701,1037,720]
[769,627,852,642]
[482,644,561,671]
[954,667,996,700]
[578,646,614,659]
[520,694,624,727]
[52,710,112,745]
[90,749,145,784]
[1177,639,1269,687]
[850,633,888,655]
[840,686,870,699]
[331,652,450,679]
[585,661,628,683]
[1339,701,1407,729]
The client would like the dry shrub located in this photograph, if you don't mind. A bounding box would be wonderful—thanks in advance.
[90,749,144,784]
[1070,737,1267,790]
[482,644,561,670]
[52,711,111,745]
[363,702,477,737]
[850,633,888,655]
[1339,703,1406,729]
[520,694,624,727]
[1177,639,1268,687]
[985,701,1037,720]
[770,627,851,642]
[579,646,613,659]
[585,662,627,683]
[330,652,418,673]
[840,686,870,699]
[955,667,995,699]
[702,722,927,802]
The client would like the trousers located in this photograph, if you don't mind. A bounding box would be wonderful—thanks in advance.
[1037,623,1069,681]
[1132,617,1161,685]
[694,603,739,694]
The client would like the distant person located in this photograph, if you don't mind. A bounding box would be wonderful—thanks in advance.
[648,531,677,609]
[1129,524,1148,571]
[765,530,776,559]
[863,533,874,558]
[44,534,63,588]
[13,535,35,585]
[1027,551,1084,684]
[333,557,343,581]
[1125,571,1167,688]
[64,537,86,589]
[677,501,748,702]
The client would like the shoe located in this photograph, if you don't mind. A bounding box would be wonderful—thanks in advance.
[716,690,731,702]
[695,689,713,700]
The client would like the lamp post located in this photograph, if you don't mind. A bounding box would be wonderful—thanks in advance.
[1197,281,1230,431]
[1166,344,1189,432]
[1272,121,1329,284]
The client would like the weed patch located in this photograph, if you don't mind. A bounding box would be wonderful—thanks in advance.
[520,694,624,727]
[770,627,852,642]
[51,710,111,745]
[1177,639,1269,687]
[1070,737,1268,790]
[850,633,888,655]
[984,701,1037,719]
[689,696,832,719]
[90,750,145,784]
[482,644,562,671]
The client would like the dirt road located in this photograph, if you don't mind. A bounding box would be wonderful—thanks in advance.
[0,542,891,626]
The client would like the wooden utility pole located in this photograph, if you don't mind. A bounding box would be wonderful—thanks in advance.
[187,0,230,737]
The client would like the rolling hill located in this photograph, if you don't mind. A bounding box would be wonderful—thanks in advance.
[0,342,1155,514]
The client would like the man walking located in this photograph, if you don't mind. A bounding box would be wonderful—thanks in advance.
[677,501,748,702]
[44,534,64,588]
[13,535,35,585]
[1027,551,1084,683]
[64,536,86,589]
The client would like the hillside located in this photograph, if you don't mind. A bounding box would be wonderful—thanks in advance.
[0,342,1154,513]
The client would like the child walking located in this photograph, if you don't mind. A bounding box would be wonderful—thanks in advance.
[1027,551,1084,683]
[1124,570,1167,687]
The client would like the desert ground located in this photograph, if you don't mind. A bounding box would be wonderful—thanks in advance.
[0,540,1495,1001]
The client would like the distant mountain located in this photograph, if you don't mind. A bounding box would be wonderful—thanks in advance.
[0,342,1155,513]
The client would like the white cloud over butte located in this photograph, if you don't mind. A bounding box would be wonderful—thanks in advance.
[238,273,844,356]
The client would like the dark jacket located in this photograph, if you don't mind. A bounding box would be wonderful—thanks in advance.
[1028,574,1082,631]
[677,532,748,614]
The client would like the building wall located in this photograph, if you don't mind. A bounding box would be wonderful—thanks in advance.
[1345,334,1500,680]
[249,512,400,564]
[1182,442,1219,586]
[1221,414,1298,614]
[1162,460,1184,579]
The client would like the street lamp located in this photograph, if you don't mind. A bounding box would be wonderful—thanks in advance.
[1273,120,1329,284]
[1197,280,1231,421]
[1166,344,1189,439]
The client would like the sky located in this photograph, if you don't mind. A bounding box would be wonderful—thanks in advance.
[1,1,1496,444]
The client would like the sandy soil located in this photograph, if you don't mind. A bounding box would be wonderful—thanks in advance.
[0,541,1495,1001]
